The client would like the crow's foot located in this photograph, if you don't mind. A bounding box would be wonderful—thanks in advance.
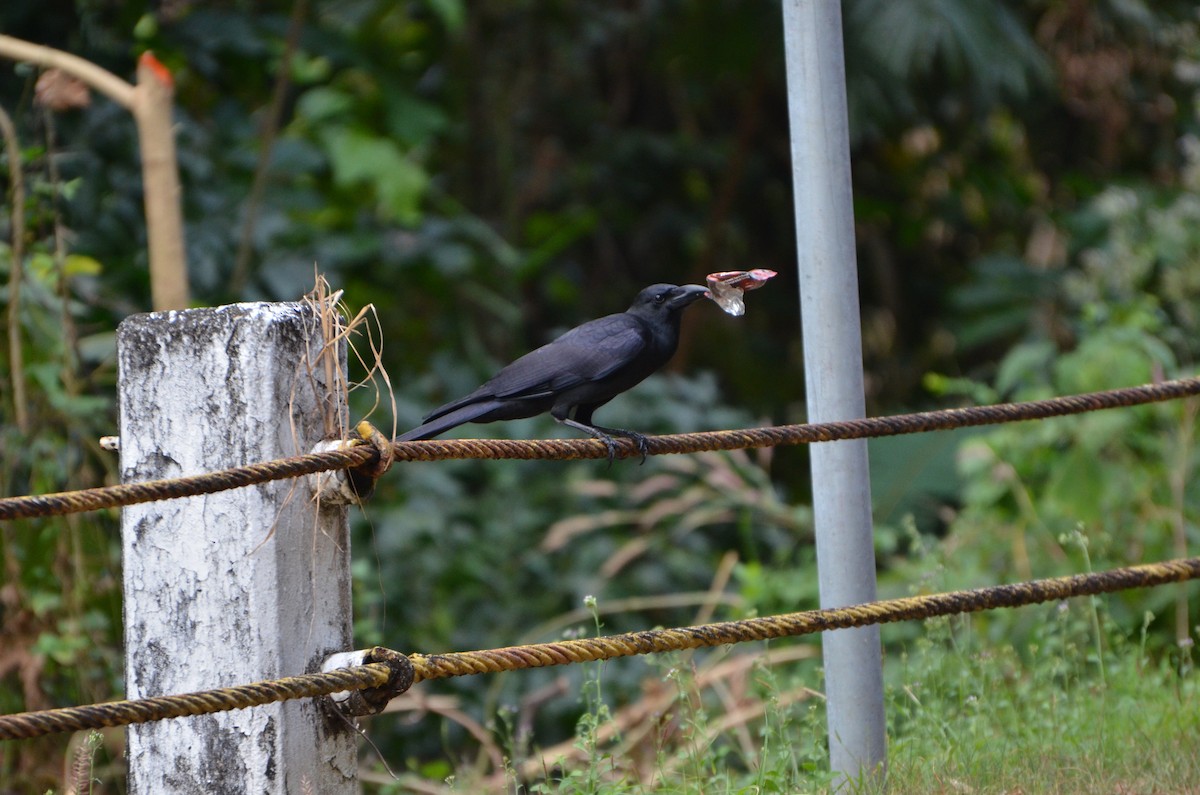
[590,426,648,465]
[558,418,650,465]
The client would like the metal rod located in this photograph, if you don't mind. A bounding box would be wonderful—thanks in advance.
[781,0,887,786]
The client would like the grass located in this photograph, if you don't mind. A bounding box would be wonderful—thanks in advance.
[884,608,1199,795]
[377,593,1200,794]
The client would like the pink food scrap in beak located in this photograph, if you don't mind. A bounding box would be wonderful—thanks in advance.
[704,269,778,316]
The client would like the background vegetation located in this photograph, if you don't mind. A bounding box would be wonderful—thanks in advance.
[2,1,1199,791]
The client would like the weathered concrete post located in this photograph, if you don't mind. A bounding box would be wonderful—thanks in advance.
[118,302,356,794]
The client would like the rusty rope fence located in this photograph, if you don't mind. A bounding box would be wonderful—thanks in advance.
[3,375,1199,522]
[2,556,1197,741]
[1,376,1198,743]
[0,665,395,742]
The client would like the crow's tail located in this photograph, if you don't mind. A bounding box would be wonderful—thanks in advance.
[394,401,500,441]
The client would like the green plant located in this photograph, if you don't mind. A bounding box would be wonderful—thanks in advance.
[885,599,1200,794]
[0,123,123,792]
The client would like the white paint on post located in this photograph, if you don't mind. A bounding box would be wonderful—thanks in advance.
[118,302,356,794]
[781,0,887,786]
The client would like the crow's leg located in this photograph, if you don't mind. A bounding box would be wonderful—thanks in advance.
[556,417,648,465]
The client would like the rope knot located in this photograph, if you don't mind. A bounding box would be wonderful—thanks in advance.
[346,421,395,500]
[331,647,413,717]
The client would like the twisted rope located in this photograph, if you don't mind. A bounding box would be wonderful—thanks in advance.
[0,663,393,741]
[2,558,1196,741]
[0,445,374,521]
[3,376,1198,521]
[407,557,1200,682]
[396,376,1200,462]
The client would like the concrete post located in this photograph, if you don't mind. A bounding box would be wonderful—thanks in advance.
[118,302,356,794]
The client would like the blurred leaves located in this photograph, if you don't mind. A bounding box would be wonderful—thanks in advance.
[321,126,428,224]
[845,0,1051,141]
[909,177,1200,643]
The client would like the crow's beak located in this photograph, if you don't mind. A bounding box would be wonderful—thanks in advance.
[668,284,710,310]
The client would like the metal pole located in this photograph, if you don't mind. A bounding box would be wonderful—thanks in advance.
[118,302,356,793]
[781,0,887,786]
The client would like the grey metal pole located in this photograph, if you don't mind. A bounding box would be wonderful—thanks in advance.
[781,0,887,786]
[118,302,357,793]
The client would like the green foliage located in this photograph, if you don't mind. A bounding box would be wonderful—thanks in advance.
[0,136,122,790]
[903,152,1200,653]
[3,0,1200,791]
[845,0,1051,142]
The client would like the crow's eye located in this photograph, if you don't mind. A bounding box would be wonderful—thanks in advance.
[654,292,668,304]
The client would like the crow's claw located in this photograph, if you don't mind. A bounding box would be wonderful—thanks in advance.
[598,427,648,465]
[626,431,649,464]
[557,417,651,466]
[597,433,619,467]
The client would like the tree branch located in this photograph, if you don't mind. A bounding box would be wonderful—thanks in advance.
[0,35,135,109]
[0,105,29,433]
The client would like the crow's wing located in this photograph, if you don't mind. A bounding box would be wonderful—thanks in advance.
[422,314,650,421]
[508,315,652,393]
